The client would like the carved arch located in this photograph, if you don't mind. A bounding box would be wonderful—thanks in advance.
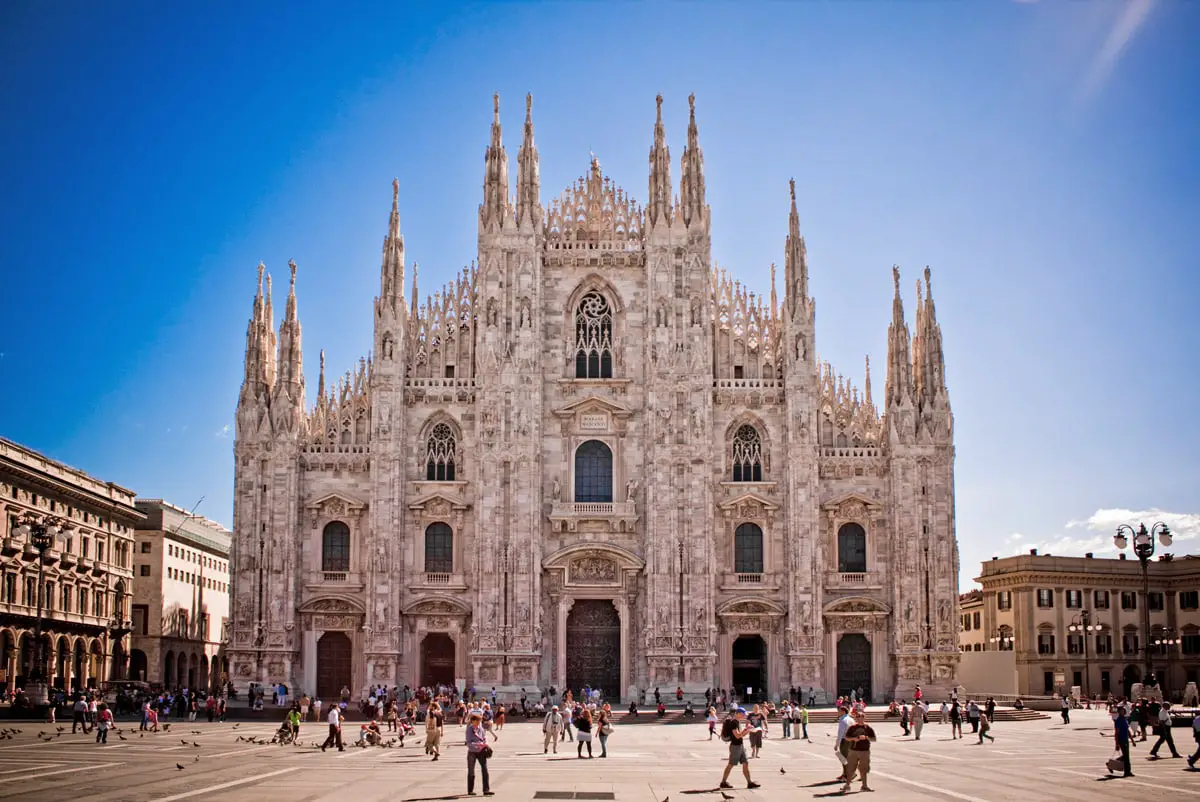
[297,595,367,615]
[716,597,786,617]
[401,594,472,616]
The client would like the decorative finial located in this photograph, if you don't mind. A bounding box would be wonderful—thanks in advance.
[656,93,663,115]
[289,259,297,285]
[892,265,900,293]
[688,93,695,113]
[492,93,500,121]
[256,261,265,286]
[525,92,532,118]
[789,178,796,202]
[392,177,399,202]
[924,266,932,298]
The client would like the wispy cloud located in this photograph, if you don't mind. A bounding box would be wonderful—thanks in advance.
[1076,0,1155,109]
[1003,507,1199,558]
[215,424,231,439]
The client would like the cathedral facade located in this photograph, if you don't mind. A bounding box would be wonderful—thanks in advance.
[228,95,960,704]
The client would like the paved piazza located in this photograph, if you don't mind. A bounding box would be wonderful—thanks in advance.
[1,710,1196,801]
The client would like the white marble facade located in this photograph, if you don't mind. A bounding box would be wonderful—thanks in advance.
[228,95,960,704]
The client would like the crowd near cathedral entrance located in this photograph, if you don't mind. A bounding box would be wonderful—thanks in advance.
[228,94,961,703]
[566,600,621,700]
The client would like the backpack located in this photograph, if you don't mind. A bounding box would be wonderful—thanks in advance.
[720,718,736,742]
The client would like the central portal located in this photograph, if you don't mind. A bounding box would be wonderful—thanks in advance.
[836,633,872,701]
[566,599,620,700]
[420,633,456,688]
[317,632,353,701]
[732,635,767,702]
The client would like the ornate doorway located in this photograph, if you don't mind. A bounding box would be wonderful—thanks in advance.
[420,633,456,687]
[836,634,871,700]
[566,600,620,699]
[316,632,353,700]
[732,635,767,702]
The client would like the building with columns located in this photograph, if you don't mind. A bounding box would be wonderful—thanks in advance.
[130,499,232,690]
[976,550,1200,699]
[0,437,140,695]
[228,94,961,704]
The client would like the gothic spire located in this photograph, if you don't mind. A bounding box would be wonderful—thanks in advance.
[379,178,405,312]
[516,92,541,228]
[409,261,420,322]
[784,178,809,319]
[275,260,304,393]
[240,263,269,393]
[864,354,874,409]
[769,262,778,321]
[262,270,277,388]
[480,93,510,232]
[916,266,948,408]
[647,94,672,227]
[679,93,707,227]
[317,348,326,403]
[883,265,914,409]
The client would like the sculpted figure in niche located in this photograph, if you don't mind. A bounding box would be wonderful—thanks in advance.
[486,299,499,327]
[551,477,561,502]
[690,298,701,326]
[626,478,638,501]
[518,299,530,329]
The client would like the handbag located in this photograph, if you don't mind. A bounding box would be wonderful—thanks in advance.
[480,745,494,759]
[600,723,613,736]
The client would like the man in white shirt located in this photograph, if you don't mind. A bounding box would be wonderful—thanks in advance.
[833,704,854,782]
[913,699,927,740]
[321,705,344,752]
[543,705,563,754]
[1148,702,1181,759]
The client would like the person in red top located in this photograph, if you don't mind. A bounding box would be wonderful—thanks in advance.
[913,685,922,703]
[95,703,114,744]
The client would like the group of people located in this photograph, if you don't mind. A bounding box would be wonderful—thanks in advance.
[1106,695,1196,777]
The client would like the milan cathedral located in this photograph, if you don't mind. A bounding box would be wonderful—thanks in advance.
[228,94,960,704]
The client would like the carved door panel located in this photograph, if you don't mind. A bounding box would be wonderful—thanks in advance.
[836,634,872,701]
[317,632,352,700]
[420,633,456,687]
[566,600,621,699]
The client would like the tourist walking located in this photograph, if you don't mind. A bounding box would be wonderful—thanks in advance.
[706,706,719,740]
[977,712,994,744]
[543,705,563,753]
[900,701,910,736]
[1060,695,1070,725]
[841,709,877,793]
[968,700,981,733]
[949,701,963,740]
[1148,701,1181,759]
[597,705,613,758]
[426,701,444,761]
[747,704,766,758]
[465,711,493,796]
[799,704,809,740]
[575,707,594,758]
[913,700,926,740]
[95,703,113,744]
[1111,706,1133,777]
[833,704,854,782]
[1188,708,1200,768]
[321,703,344,752]
[718,708,760,790]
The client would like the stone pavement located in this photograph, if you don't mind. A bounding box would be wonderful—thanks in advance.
[1,709,1197,801]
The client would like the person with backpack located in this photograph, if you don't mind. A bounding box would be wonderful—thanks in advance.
[718,708,761,791]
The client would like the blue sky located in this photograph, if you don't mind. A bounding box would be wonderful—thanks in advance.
[1,1,1196,590]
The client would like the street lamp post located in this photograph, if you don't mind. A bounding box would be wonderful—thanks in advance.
[13,513,66,706]
[1153,627,1180,691]
[1068,610,1104,701]
[988,629,1012,651]
[1114,522,1172,690]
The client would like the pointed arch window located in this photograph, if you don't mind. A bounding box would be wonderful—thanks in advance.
[734,523,764,574]
[574,440,613,503]
[322,521,351,573]
[425,423,457,481]
[731,425,763,482]
[424,523,454,574]
[837,523,867,573]
[574,292,613,379]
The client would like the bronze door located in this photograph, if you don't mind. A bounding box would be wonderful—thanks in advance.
[566,600,621,699]
[420,633,456,687]
[316,632,353,700]
[836,634,872,700]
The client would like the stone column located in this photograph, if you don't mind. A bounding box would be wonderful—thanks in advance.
[556,597,573,689]
[615,596,629,702]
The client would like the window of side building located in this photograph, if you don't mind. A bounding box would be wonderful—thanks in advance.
[1036,589,1054,608]
[1065,589,1082,608]
[997,591,1012,610]
[1094,590,1110,609]
[1148,592,1164,611]
[1120,591,1137,610]
[1181,591,1200,610]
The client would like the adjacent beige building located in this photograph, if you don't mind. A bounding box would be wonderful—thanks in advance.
[228,95,961,704]
[958,590,986,653]
[976,550,1200,699]
[0,437,141,695]
[131,500,231,691]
